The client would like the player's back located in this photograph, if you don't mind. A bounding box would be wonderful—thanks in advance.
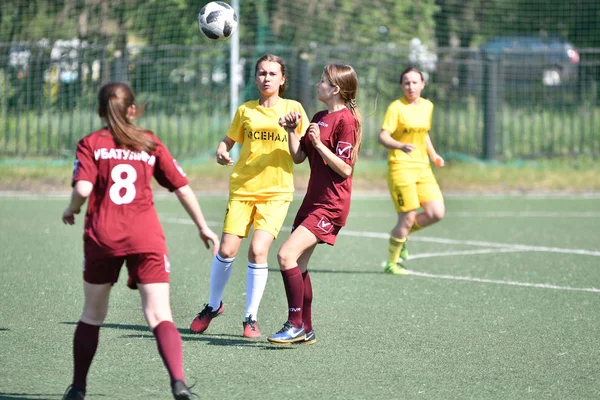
[75,128,172,257]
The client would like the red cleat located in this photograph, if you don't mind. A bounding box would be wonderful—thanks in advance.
[242,315,262,338]
[190,302,224,333]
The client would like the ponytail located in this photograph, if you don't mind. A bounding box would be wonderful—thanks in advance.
[98,82,156,153]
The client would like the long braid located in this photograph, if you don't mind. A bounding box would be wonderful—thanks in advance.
[346,99,362,163]
[324,64,363,165]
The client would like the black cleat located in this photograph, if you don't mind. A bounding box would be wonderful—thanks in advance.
[171,379,194,400]
[62,385,85,400]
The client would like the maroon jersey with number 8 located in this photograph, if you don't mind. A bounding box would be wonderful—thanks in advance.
[72,128,188,260]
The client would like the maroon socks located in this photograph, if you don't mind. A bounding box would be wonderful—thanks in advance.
[153,320,185,383]
[302,271,313,333]
[281,267,304,328]
[72,321,100,391]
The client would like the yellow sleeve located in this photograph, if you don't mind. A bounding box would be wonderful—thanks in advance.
[226,105,245,143]
[429,103,434,128]
[381,101,400,133]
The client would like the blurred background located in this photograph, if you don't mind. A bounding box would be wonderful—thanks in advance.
[1,0,599,160]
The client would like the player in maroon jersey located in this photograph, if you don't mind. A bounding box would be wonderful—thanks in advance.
[267,64,363,344]
[60,82,219,400]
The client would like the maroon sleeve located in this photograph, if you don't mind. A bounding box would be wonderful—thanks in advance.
[72,137,97,186]
[152,139,189,191]
[333,117,357,166]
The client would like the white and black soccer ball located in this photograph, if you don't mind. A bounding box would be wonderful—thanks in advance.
[198,2,238,41]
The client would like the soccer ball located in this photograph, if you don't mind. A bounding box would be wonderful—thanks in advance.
[198,2,238,41]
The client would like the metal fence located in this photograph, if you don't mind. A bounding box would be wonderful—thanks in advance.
[1,43,599,159]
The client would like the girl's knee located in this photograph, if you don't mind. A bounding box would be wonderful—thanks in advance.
[424,203,445,222]
[277,248,295,269]
[81,308,107,325]
[219,244,238,259]
[248,246,269,262]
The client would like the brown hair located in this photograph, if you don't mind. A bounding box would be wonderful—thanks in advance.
[323,64,362,163]
[97,82,156,153]
[399,66,424,84]
[254,53,287,96]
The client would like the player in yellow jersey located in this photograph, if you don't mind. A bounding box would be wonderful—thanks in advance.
[378,67,445,275]
[190,54,309,336]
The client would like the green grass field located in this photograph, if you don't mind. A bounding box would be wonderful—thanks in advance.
[1,193,600,399]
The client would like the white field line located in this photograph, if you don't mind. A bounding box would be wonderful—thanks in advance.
[165,217,600,257]
[340,229,600,257]
[164,217,600,294]
[349,211,600,218]
[405,271,600,293]
[406,248,523,259]
[349,192,600,200]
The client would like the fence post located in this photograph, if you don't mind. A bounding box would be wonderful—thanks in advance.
[298,51,312,112]
[482,55,498,160]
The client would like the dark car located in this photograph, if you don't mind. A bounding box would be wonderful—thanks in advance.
[477,36,580,86]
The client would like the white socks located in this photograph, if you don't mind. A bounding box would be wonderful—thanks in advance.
[208,254,234,311]
[245,262,268,320]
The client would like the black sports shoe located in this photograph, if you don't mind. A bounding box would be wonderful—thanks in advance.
[62,385,85,400]
[171,380,194,400]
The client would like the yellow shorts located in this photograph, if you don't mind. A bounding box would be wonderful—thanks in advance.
[222,199,291,239]
[387,165,444,212]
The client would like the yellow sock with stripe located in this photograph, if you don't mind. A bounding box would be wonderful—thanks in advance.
[409,221,423,235]
[388,236,406,264]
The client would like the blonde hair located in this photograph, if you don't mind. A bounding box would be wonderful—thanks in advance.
[323,64,362,163]
[98,82,156,153]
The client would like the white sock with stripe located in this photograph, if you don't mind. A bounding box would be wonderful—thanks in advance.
[208,254,235,311]
[245,262,268,321]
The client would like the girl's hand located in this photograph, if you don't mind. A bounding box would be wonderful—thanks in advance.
[400,143,416,153]
[216,150,234,166]
[307,123,322,148]
[62,206,80,225]
[199,227,220,256]
[432,154,445,168]
[278,111,302,131]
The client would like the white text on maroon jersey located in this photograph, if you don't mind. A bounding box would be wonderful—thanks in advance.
[93,148,156,166]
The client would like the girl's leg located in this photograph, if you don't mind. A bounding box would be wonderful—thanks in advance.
[190,233,242,334]
[297,245,317,334]
[71,282,112,392]
[387,210,416,263]
[208,232,242,310]
[139,283,184,384]
[244,229,275,322]
[411,200,445,233]
[277,226,318,328]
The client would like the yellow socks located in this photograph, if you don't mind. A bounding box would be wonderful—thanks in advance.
[388,236,406,264]
[409,221,422,235]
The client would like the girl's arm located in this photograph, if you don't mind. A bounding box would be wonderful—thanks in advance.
[174,184,219,255]
[308,123,353,179]
[216,136,236,166]
[62,180,94,225]
[378,129,416,153]
[279,111,306,163]
[425,133,444,167]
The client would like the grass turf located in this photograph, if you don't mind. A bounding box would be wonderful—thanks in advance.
[1,194,599,399]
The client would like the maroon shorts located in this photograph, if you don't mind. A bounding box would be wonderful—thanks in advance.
[83,253,171,286]
[293,213,342,246]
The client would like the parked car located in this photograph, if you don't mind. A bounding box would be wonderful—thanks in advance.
[477,36,580,86]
